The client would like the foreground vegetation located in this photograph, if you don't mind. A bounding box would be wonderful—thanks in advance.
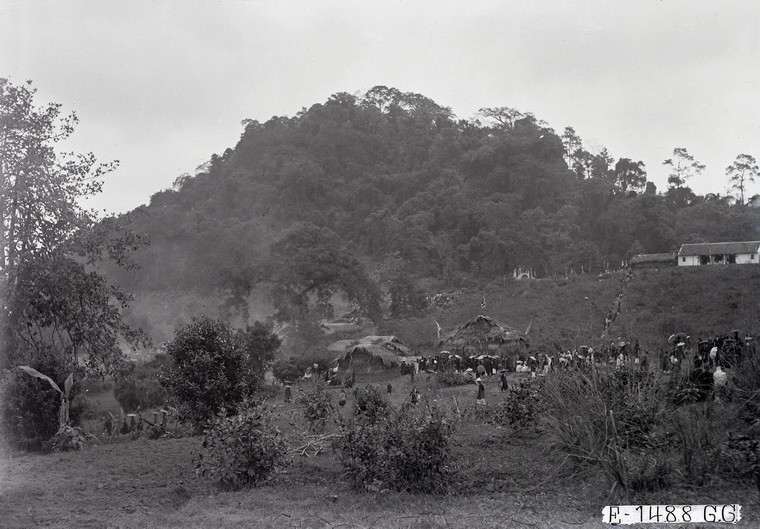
[1,366,757,529]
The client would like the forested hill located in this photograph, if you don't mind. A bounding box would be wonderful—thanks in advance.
[108,87,760,322]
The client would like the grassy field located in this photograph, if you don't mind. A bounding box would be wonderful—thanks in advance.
[1,371,757,529]
[381,265,760,353]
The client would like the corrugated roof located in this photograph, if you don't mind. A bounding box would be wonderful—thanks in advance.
[678,241,760,256]
[631,253,676,264]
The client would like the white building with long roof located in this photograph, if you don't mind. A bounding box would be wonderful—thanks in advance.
[677,241,760,266]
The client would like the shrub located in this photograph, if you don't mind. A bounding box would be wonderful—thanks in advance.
[239,322,281,387]
[435,372,471,387]
[0,350,85,451]
[541,366,672,493]
[271,359,302,383]
[297,381,334,432]
[113,355,170,412]
[160,317,248,429]
[720,434,760,494]
[113,377,166,413]
[195,407,288,490]
[731,348,760,427]
[271,351,328,384]
[672,402,723,485]
[255,384,281,401]
[495,377,545,428]
[336,402,452,493]
[352,385,389,423]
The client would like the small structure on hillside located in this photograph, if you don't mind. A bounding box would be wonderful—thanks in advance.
[440,315,525,357]
[329,335,413,371]
[678,241,760,266]
[513,267,535,280]
[630,252,676,269]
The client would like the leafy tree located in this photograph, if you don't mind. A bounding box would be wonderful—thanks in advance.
[479,106,526,130]
[378,253,427,317]
[725,153,758,205]
[0,78,145,373]
[239,321,281,385]
[663,147,705,188]
[613,158,647,195]
[590,148,615,181]
[88,86,760,298]
[269,223,381,322]
[561,126,583,169]
[572,148,595,180]
[161,316,247,427]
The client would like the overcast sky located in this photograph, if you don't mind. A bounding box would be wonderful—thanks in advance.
[2,0,759,214]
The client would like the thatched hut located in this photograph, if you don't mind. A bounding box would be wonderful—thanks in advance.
[440,315,525,356]
[329,335,413,371]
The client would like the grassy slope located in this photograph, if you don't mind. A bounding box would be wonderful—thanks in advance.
[383,265,760,353]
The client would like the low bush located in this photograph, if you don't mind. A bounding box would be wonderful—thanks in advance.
[731,349,760,428]
[352,385,389,423]
[113,356,170,412]
[672,402,722,485]
[435,372,471,387]
[494,377,545,428]
[271,352,330,384]
[297,381,334,432]
[271,359,303,383]
[542,366,673,493]
[720,434,760,494]
[254,384,281,401]
[0,351,86,451]
[195,407,289,490]
[336,401,452,493]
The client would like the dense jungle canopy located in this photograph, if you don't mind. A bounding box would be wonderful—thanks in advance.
[105,86,760,322]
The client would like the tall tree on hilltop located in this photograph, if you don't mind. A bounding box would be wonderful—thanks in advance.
[561,127,583,170]
[0,78,145,371]
[572,149,595,180]
[725,153,758,205]
[663,147,705,188]
[590,148,615,181]
[663,147,704,208]
[478,107,526,130]
[613,158,647,195]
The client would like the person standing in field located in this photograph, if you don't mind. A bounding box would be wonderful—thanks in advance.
[499,370,508,392]
[476,377,486,405]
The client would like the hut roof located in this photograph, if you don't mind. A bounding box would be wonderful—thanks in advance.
[441,315,522,347]
[330,335,412,367]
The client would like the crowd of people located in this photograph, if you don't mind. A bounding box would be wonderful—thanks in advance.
[409,330,756,383]
[288,331,755,408]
